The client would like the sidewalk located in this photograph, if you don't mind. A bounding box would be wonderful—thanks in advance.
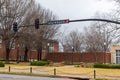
[58,74,120,80]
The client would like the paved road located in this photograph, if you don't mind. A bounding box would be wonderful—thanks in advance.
[0,74,76,80]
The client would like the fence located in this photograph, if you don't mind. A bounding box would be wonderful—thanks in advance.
[0,66,120,79]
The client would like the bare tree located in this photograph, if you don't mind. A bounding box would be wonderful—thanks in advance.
[94,0,120,44]
[15,2,60,61]
[33,9,60,61]
[59,30,84,52]
[0,0,36,62]
[84,19,118,63]
[84,25,104,62]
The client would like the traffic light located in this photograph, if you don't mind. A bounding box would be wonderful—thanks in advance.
[64,19,69,23]
[35,19,39,29]
[13,22,18,32]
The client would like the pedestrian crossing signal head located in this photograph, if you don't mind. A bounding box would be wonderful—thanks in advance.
[35,19,39,29]
[13,22,18,32]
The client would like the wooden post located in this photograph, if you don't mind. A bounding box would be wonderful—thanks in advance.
[54,68,56,76]
[9,66,10,72]
[94,69,96,79]
[30,67,32,73]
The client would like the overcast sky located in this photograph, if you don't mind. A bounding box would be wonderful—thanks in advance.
[36,0,116,33]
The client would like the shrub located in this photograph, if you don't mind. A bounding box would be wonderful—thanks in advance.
[30,61,49,66]
[74,65,80,67]
[0,61,5,67]
[94,63,120,69]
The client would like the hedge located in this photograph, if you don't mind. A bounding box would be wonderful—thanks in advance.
[94,63,120,69]
[30,61,49,66]
[0,61,5,67]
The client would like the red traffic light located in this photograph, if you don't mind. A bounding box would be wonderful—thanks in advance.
[65,19,69,23]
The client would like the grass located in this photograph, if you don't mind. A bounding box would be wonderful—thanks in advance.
[45,67,120,76]
[95,79,108,80]
[0,62,120,79]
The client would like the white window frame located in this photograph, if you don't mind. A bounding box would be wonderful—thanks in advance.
[116,50,120,64]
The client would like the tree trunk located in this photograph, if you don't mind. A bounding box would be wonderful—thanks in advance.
[37,49,40,61]
[6,47,10,63]
[37,44,42,61]
[24,47,28,61]
[94,52,98,63]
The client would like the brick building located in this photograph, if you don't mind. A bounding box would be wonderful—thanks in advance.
[0,36,112,63]
[0,38,59,61]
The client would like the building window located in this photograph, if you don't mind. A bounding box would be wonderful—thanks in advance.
[49,47,54,52]
[49,43,54,52]
[42,45,46,52]
[116,50,120,64]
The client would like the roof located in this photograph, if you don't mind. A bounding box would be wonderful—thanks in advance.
[112,43,120,46]
[48,39,58,43]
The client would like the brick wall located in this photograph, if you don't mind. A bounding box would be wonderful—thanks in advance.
[0,46,111,63]
[46,52,111,63]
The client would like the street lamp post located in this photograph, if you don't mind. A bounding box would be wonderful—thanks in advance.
[72,47,74,65]
[47,43,50,53]
[17,44,19,63]
[47,43,50,60]
[104,42,106,64]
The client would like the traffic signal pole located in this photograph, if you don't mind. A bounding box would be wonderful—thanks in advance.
[45,18,120,25]
[14,18,120,30]
[69,19,120,25]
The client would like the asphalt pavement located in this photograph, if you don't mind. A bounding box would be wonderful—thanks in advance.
[0,74,76,80]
